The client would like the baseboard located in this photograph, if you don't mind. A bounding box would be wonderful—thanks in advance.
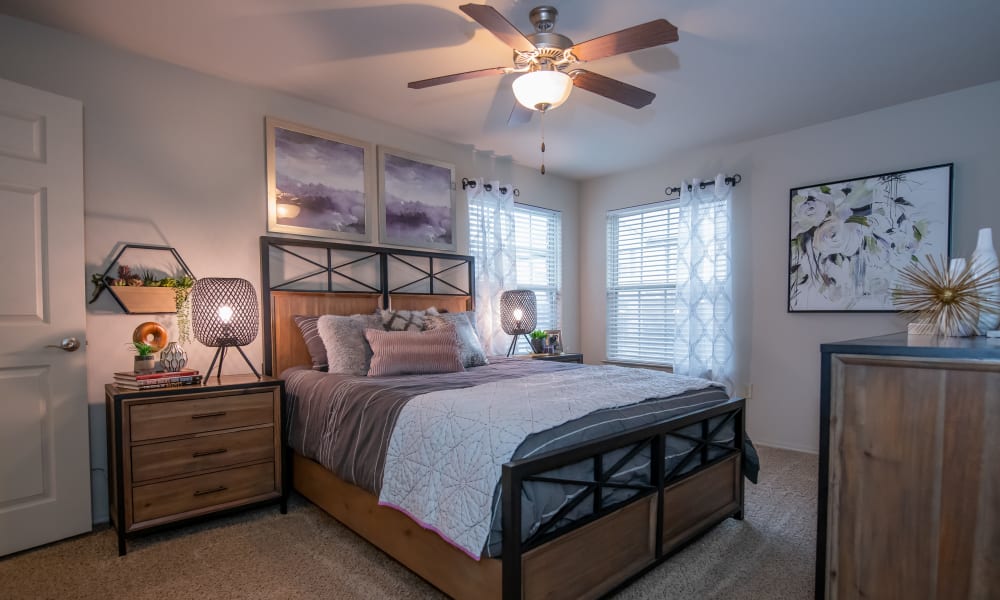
[753,440,818,455]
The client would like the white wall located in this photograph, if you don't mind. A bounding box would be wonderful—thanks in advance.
[581,81,1000,453]
[0,15,580,523]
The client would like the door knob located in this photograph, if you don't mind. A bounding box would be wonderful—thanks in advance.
[46,337,81,352]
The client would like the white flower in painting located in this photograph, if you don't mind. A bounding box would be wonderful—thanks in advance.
[791,194,831,237]
[813,219,864,258]
[818,255,853,304]
[866,213,894,237]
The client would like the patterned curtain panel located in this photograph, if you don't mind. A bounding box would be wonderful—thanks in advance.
[673,174,735,392]
[467,180,517,355]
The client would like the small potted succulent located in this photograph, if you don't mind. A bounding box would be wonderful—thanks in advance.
[129,340,156,373]
[529,330,547,354]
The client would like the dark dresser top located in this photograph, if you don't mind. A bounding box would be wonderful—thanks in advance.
[821,332,1000,360]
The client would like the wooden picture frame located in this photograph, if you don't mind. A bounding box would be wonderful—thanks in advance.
[377,147,456,251]
[266,117,375,242]
[788,163,953,312]
[544,329,563,353]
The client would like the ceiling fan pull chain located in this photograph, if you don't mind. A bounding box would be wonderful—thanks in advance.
[540,111,546,175]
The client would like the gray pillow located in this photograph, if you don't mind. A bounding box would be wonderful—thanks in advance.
[425,312,489,368]
[316,313,382,375]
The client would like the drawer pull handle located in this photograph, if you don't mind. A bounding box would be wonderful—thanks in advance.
[191,411,227,419]
[192,448,228,458]
[193,485,228,497]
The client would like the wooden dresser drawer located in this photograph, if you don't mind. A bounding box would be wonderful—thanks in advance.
[132,462,276,523]
[131,426,275,483]
[130,392,274,441]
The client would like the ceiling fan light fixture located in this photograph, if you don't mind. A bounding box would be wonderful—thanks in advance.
[512,70,572,112]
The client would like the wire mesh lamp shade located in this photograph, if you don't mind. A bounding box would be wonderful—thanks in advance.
[190,277,260,378]
[500,289,536,357]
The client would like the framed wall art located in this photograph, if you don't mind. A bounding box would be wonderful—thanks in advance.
[788,163,953,312]
[266,117,375,242]
[378,147,456,252]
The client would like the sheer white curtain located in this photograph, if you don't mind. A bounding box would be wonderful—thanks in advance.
[467,180,516,355]
[673,174,735,392]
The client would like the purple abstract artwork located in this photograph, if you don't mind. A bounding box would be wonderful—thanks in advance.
[381,152,454,249]
[273,126,366,236]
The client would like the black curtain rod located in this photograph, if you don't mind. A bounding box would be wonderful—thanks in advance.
[665,173,741,197]
[461,177,520,197]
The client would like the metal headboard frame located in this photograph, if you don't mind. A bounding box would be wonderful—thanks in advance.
[259,235,475,375]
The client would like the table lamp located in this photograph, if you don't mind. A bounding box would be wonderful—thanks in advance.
[500,289,536,357]
[190,277,260,378]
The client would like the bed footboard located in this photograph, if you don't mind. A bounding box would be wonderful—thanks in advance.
[502,397,745,600]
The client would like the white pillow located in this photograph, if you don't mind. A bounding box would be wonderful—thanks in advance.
[317,313,382,375]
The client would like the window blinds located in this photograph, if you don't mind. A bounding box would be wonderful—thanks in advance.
[606,201,680,366]
[513,204,562,347]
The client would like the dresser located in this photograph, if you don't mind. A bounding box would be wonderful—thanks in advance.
[817,333,1000,599]
[106,375,287,555]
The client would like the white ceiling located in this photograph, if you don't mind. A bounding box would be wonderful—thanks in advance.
[4,0,1000,180]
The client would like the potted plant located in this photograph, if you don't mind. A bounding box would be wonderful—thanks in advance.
[92,266,196,341]
[129,340,156,373]
[529,330,547,354]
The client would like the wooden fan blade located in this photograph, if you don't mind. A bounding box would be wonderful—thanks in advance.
[571,19,678,62]
[507,102,534,127]
[571,70,655,109]
[460,4,536,52]
[408,67,507,89]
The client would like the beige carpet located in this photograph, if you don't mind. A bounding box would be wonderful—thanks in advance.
[0,446,816,599]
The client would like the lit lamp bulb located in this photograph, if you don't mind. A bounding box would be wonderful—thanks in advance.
[217,305,234,323]
[513,308,523,322]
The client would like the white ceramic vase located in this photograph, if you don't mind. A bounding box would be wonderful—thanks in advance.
[159,341,188,372]
[970,227,1000,333]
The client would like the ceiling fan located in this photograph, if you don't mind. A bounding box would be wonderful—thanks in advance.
[408,4,679,123]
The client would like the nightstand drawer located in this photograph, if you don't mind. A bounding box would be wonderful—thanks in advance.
[131,427,275,483]
[132,462,276,523]
[130,392,275,441]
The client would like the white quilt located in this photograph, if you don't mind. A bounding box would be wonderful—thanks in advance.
[377,365,716,558]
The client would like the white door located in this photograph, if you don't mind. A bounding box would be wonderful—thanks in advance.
[0,78,90,555]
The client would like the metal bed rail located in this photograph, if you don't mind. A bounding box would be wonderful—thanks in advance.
[500,397,746,599]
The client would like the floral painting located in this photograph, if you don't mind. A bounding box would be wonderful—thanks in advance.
[788,164,952,312]
[378,147,456,251]
[266,117,374,241]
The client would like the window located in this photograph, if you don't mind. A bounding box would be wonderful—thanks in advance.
[467,196,561,353]
[606,201,680,366]
[514,204,562,349]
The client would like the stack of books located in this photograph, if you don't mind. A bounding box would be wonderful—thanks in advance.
[114,369,202,390]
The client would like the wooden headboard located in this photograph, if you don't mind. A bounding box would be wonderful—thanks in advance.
[260,236,475,376]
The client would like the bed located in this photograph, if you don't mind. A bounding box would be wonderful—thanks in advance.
[260,236,748,600]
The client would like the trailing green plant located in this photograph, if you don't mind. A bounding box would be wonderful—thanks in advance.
[128,341,155,357]
[530,330,548,340]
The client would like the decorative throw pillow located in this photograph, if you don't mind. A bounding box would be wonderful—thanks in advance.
[425,312,489,368]
[365,325,464,377]
[380,307,438,331]
[292,315,328,370]
[316,313,383,375]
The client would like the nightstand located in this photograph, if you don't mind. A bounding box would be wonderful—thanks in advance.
[105,375,287,555]
[530,353,583,364]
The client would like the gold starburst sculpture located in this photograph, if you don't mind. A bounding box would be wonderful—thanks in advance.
[892,255,1000,336]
